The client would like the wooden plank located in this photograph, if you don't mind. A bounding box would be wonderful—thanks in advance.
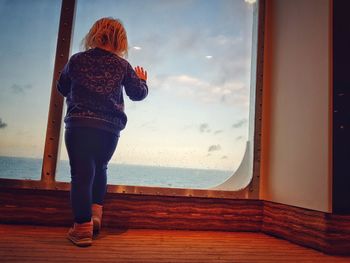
[0,224,349,263]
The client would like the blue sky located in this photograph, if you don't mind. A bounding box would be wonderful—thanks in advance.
[0,0,255,171]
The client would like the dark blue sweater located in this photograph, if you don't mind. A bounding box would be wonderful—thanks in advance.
[57,48,148,136]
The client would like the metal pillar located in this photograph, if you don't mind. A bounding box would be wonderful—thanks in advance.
[41,0,76,188]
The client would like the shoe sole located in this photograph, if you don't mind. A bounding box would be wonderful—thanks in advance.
[67,236,92,247]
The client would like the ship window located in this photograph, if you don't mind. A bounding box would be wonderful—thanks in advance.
[55,0,259,190]
[0,0,61,180]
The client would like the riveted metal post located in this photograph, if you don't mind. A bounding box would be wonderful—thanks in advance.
[41,0,76,188]
[248,0,265,199]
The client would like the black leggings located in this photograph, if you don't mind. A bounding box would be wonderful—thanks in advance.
[65,127,119,223]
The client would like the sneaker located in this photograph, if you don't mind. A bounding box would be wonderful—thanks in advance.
[67,220,93,247]
[92,204,103,233]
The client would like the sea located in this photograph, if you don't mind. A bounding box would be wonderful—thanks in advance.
[0,156,232,189]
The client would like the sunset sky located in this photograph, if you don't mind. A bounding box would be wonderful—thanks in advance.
[0,0,255,171]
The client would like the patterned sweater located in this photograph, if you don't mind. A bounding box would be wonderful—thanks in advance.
[57,48,148,136]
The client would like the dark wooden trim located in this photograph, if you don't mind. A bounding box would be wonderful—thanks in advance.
[326,213,350,255]
[0,188,262,232]
[103,193,262,232]
[0,188,349,255]
[262,202,328,252]
[262,201,350,256]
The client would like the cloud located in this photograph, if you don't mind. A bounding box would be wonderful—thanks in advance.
[208,144,221,152]
[10,84,32,94]
[132,12,252,84]
[214,130,223,135]
[236,136,244,141]
[151,74,248,107]
[199,126,223,135]
[221,155,228,159]
[127,2,253,109]
[232,119,248,128]
[0,118,7,129]
[128,32,167,68]
[196,33,251,87]
[199,123,210,133]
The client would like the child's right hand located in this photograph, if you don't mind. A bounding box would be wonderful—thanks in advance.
[135,66,147,81]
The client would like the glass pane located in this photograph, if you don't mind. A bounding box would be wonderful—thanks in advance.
[0,0,61,180]
[56,0,256,189]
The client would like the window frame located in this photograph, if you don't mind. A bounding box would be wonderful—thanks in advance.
[0,0,265,200]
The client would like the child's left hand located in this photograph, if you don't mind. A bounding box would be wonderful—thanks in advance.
[135,66,147,81]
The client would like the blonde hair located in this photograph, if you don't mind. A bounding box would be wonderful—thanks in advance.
[82,17,128,57]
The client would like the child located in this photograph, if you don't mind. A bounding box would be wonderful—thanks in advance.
[57,17,148,247]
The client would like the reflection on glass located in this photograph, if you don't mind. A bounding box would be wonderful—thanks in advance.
[56,0,255,189]
[0,0,61,180]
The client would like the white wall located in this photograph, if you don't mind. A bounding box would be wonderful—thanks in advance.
[260,0,331,212]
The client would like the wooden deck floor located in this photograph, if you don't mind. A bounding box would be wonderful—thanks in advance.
[0,224,349,263]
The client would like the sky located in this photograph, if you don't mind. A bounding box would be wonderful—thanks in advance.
[0,0,256,171]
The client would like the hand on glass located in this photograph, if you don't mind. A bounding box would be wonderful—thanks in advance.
[135,66,147,81]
